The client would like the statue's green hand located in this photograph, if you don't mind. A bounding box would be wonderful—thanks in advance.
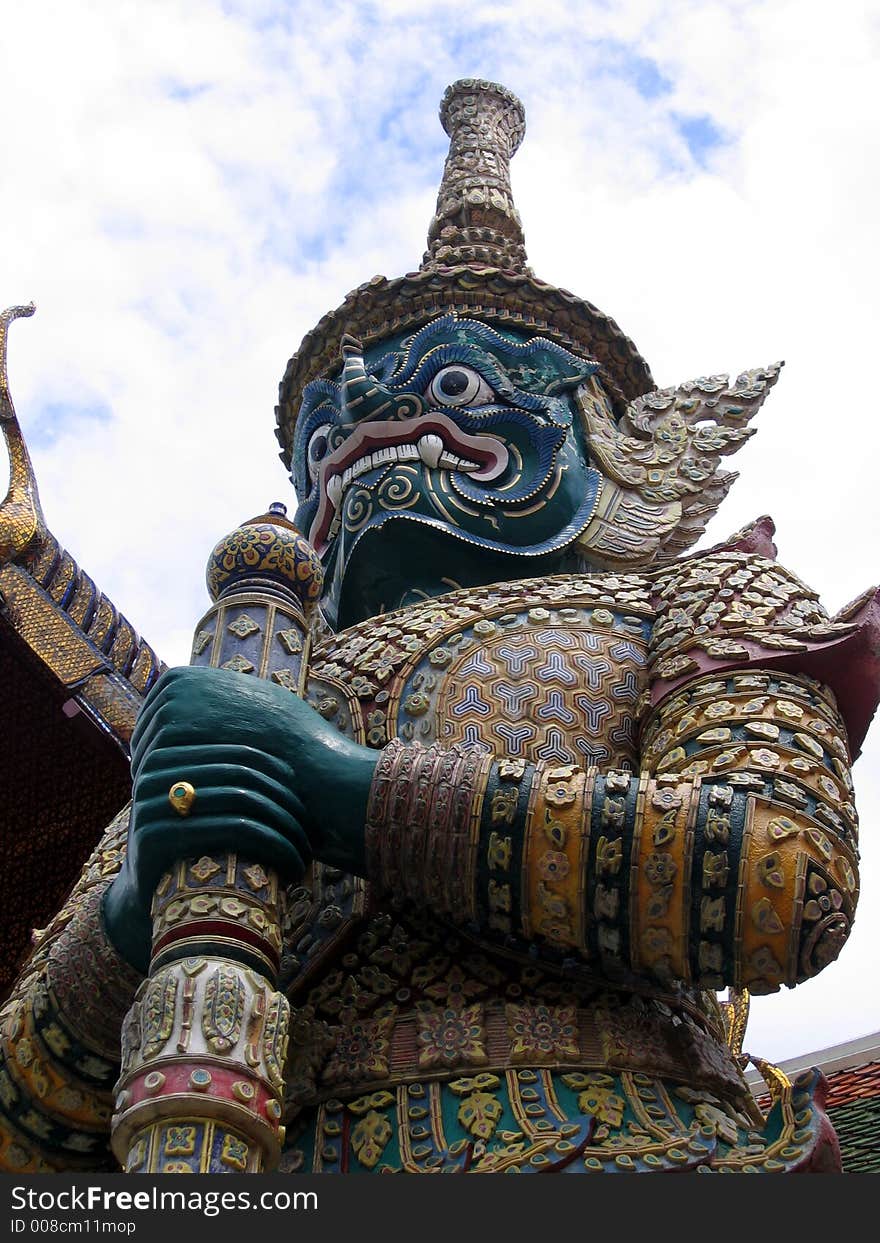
[102,665,378,971]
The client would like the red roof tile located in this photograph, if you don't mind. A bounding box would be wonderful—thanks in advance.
[824,1060,880,1108]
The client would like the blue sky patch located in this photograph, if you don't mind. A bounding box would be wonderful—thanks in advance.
[29,399,114,449]
[163,79,211,103]
[674,112,726,165]
[594,40,673,99]
[625,53,673,100]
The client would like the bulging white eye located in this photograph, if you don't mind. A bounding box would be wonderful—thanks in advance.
[426,365,495,407]
[306,423,333,483]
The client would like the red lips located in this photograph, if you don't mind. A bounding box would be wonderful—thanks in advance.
[309,412,509,554]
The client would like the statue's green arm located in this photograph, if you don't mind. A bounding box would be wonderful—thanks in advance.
[102,666,378,972]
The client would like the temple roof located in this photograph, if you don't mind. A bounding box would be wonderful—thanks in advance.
[0,306,164,998]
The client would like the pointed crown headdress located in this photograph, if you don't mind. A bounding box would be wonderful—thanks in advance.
[274,79,653,470]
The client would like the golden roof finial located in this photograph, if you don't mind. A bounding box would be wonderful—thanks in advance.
[0,303,46,565]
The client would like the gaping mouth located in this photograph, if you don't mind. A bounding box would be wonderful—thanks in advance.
[309,412,509,554]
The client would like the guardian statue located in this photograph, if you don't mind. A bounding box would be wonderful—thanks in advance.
[2,80,878,1175]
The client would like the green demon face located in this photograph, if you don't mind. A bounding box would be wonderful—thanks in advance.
[291,316,605,627]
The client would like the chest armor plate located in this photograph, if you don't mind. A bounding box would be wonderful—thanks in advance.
[306,571,654,772]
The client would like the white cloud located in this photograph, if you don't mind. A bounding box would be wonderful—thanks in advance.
[2,0,878,1064]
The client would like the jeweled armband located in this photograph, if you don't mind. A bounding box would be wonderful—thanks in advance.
[365,740,493,918]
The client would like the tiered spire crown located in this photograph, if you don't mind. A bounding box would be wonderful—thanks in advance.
[275,80,654,470]
[423,79,530,273]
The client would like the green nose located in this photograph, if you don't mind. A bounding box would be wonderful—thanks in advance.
[339,334,425,426]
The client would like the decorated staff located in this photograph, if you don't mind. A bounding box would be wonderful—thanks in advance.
[110,505,323,1174]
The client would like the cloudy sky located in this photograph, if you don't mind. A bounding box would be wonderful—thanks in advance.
[2,0,879,1065]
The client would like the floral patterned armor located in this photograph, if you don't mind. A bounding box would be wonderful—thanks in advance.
[1,79,878,1176]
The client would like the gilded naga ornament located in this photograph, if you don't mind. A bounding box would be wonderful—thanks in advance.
[1,79,879,1176]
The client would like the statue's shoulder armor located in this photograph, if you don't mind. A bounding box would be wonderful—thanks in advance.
[648,535,880,757]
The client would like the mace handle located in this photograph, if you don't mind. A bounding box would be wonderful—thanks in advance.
[111,507,323,1174]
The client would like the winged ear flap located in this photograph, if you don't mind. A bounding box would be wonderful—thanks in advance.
[663,470,739,559]
[574,484,682,569]
[574,363,783,566]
